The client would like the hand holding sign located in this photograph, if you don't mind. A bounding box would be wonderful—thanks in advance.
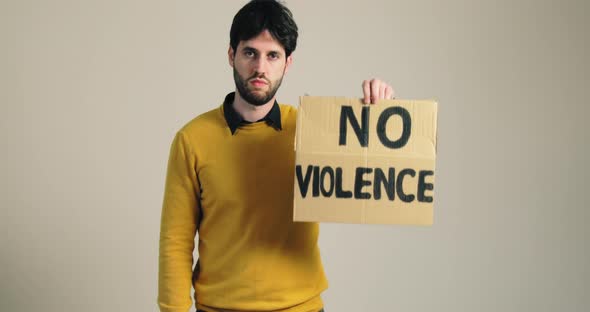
[362,78,395,104]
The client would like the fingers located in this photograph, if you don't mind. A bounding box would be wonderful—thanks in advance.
[362,78,395,104]
[362,80,371,104]
[370,79,381,104]
[385,85,394,100]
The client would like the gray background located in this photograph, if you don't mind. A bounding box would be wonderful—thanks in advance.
[2,0,588,311]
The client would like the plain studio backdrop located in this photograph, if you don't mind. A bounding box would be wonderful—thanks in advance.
[1,0,588,311]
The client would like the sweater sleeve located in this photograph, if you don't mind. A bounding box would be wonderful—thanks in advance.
[158,131,200,312]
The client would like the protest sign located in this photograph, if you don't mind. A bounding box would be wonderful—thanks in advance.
[293,97,438,225]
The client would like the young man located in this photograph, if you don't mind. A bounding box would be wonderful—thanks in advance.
[158,1,394,312]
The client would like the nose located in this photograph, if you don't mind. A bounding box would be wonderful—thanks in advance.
[252,57,268,75]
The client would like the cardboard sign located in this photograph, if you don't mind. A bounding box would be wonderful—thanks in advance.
[293,97,438,225]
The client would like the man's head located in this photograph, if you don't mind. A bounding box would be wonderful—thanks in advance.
[229,0,298,106]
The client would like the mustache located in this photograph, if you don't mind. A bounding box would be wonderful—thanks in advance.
[247,73,269,83]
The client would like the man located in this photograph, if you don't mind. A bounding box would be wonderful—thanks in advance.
[158,1,394,311]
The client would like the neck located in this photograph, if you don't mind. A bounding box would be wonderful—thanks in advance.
[232,91,275,122]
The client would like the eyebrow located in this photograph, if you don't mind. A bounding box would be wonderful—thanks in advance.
[241,46,282,56]
[242,46,258,53]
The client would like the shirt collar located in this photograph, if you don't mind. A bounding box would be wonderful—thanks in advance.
[223,92,282,135]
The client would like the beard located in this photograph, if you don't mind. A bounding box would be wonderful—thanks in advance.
[233,67,284,106]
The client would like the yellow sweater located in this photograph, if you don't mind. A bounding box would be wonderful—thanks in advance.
[158,103,328,312]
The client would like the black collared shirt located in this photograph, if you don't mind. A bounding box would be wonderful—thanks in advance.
[223,92,282,135]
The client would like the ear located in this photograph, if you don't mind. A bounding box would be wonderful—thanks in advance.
[284,54,294,74]
[228,46,235,67]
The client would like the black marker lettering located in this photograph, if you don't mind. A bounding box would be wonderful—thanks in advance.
[377,106,412,149]
[417,170,434,203]
[312,166,320,197]
[374,167,395,200]
[335,167,353,198]
[354,167,373,199]
[339,105,370,147]
[397,168,416,202]
[295,165,313,198]
[320,166,335,197]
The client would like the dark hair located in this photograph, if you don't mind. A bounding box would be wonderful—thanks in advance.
[230,0,298,57]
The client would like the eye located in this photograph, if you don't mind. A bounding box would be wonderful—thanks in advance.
[244,50,255,58]
[268,52,280,60]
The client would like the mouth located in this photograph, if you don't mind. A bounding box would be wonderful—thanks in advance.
[249,78,268,88]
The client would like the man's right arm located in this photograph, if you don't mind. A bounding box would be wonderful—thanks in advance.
[158,131,201,312]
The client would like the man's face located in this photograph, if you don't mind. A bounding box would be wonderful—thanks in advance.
[229,30,293,106]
